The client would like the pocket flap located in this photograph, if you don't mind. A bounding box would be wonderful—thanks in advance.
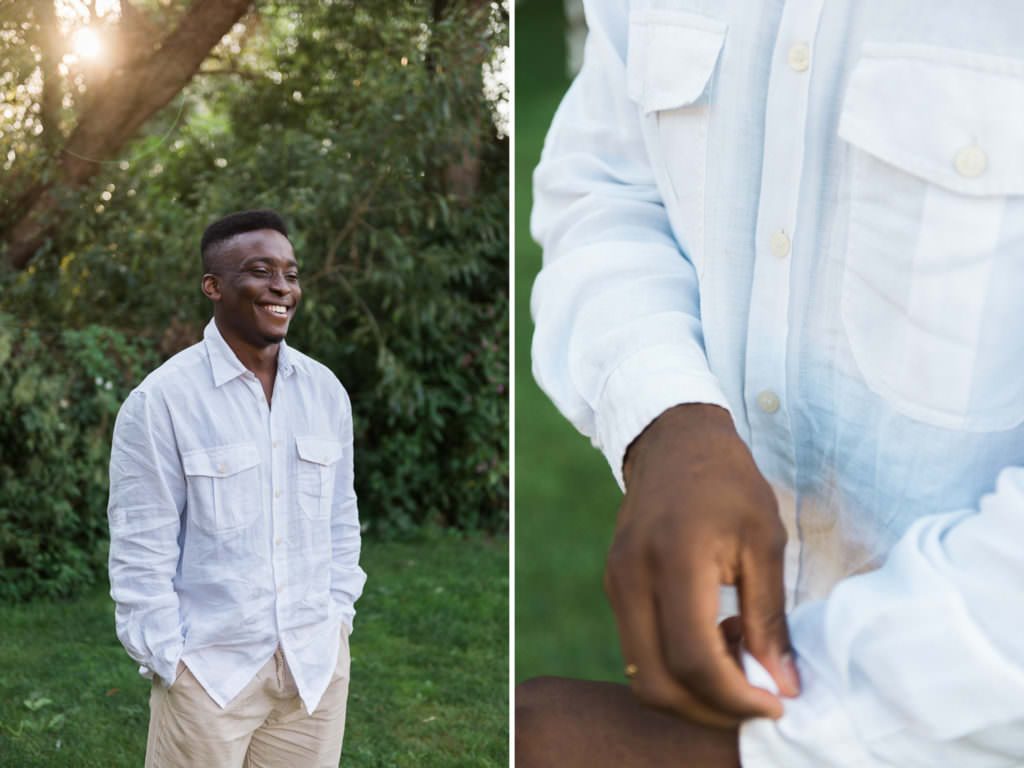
[839,43,1024,196]
[626,10,727,114]
[295,436,344,466]
[182,443,259,478]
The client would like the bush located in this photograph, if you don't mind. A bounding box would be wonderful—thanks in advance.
[0,316,159,601]
[0,1,508,599]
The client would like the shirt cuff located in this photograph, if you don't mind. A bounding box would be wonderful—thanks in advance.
[594,345,733,490]
[148,643,184,690]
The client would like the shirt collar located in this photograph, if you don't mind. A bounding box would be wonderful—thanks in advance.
[203,319,307,387]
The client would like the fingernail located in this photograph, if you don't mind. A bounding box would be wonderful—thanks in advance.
[779,652,801,697]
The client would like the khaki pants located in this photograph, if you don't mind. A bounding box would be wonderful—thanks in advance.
[145,631,350,768]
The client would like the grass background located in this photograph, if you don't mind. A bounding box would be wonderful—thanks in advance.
[0,531,507,767]
[514,0,623,685]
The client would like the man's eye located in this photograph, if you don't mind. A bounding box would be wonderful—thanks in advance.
[286,274,299,282]
[250,268,270,276]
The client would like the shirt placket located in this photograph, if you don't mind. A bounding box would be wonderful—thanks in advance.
[242,371,287,623]
[265,377,287,629]
[744,0,824,602]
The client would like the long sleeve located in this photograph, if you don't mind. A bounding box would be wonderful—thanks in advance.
[329,386,366,632]
[530,0,731,489]
[740,466,1024,767]
[107,389,186,687]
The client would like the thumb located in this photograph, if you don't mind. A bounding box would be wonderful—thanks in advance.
[738,543,800,698]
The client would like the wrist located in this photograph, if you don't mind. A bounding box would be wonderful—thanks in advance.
[623,403,738,488]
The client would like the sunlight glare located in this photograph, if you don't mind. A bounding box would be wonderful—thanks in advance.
[72,28,102,59]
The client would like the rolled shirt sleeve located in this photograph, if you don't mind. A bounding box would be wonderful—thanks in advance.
[530,0,731,490]
[107,389,186,687]
[740,466,1024,767]
[329,385,366,632]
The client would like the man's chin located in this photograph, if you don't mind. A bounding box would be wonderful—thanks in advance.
[257,321,289,345]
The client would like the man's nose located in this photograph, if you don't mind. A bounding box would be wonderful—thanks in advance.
[268,272,289,293]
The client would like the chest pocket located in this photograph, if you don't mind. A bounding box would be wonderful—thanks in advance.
[295,436,344,520]
[625,9,727,280]
[182,443,261,534]
[838,43,1024,431]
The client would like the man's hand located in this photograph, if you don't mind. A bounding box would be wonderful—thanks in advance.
[605,403,800,728]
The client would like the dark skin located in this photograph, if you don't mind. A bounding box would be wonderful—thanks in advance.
[516,677,740,768]
[200,228,301,405]
[608,403,799,727]
[515,405,796,765]
[516,618,748,767]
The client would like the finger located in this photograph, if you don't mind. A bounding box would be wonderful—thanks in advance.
[738,532,801,698]
[656,556,785,720]
[719,616,743,665]
[604,538,739,728]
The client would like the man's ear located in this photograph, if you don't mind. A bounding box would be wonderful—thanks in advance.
[202,273,221,301]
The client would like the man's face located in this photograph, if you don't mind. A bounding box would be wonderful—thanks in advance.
[204,228,301,348]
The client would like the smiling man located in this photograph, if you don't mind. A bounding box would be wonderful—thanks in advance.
[107,209,366,767]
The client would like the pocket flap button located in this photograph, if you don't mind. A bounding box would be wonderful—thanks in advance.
[954,145,987,178]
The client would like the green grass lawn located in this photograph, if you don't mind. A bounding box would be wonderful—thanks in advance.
[0,531,508,767]
[514,0,624,685]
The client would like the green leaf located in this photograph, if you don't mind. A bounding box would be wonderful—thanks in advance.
[23,697,52,711]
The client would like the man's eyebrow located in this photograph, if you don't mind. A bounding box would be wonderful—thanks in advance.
[242,255,300,269]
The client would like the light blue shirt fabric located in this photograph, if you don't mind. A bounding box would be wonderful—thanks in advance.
[531,1,1024,764]
[108,319,366,713]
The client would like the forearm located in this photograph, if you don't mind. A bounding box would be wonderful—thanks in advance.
[107,390,186,685]
[108,517,184,683]
[531,7,730,488]
[330,499,365,628]
[329,397,366,628]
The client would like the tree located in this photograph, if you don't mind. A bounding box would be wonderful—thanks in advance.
[1,0,252,269]
[0,0,508,599]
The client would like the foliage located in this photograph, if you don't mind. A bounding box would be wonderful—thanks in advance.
[514,0,622,683]
[0,314,159,601]
[0,0,508,598]
[0,533,508,766]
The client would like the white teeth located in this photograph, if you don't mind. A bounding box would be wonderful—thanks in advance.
[263,305,288,316]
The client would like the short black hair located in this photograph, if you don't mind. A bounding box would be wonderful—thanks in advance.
[200,208,289,273]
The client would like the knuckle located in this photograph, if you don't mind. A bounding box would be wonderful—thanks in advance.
[758,608,788,638]
[749,517,787,557]
[766,520,788,552]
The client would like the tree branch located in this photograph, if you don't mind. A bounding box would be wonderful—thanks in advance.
[1,0,254,269]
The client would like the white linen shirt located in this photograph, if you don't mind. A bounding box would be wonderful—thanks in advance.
[108,319,366,713]
[531,0,1024,764]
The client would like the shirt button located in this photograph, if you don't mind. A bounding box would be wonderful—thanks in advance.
[954,145,987,178]
[277,585,284,594]
[788,43,810,72]
[769,231,791,259]
[272,440,279,448]
[274,490,281,499]
[217,465,226,474]
[275,537,283,546]
[757,391,780,414]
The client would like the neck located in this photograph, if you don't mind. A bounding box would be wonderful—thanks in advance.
[213,316,281,377]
